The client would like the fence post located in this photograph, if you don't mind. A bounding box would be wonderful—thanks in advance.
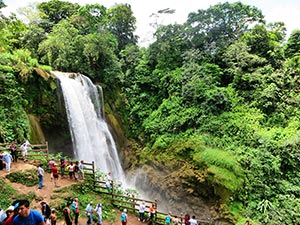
[92,161,96,188]
[46,141,49,158]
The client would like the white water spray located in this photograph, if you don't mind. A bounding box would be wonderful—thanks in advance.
[52,71,125,183]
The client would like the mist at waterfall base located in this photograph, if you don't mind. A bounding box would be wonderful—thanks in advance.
[52,71,192,215]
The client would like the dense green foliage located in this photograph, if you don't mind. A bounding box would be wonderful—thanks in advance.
[1,0,300,224]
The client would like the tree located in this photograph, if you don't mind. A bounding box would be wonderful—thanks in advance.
[242,23,285,69]
[106,3,137,52]
[284,29,300,58]
[186,2,265,58]
[37,0,80,32]
[71,4,107,35]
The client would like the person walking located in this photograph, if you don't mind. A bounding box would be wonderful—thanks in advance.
[85,202,93,225]
[12,200,45,225]
[63,203,72,225]
[51,164,60,188]
[120,209,127,225]
[49,209,56,225]
[40,202,50,224]
[165,212,171,225]
[9,142,18,162]
[94,203,102,225]
[138,201,146,222]
[2,152,13,172]
[71,198,79,225]
[37,164,45,190]
[20,140,31,162]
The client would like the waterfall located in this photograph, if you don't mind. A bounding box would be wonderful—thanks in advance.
[52,71,125,182]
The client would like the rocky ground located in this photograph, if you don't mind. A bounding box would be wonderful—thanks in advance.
[0,160,144,225]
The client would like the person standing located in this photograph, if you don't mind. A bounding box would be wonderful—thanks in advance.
[2,152,13,172]
[105,172,112,192]
[9,142,18,162]
[120,209,127,225]
[3,206,14,225]
[40,202,51,224]
[189,216,197,225]
[63,203,72,225]
[85,202,93,225]
[165,212,171,225]
[37,164,45,190]
[48,159,55,181]
[20,140,31,162]
[12,200,45,225]
[51,164,60,188]
[138,201,146,222]
[71,198,79,225]
[78,160,84,179]
[59,159,66,179]
[49,209,56,225]
[94,203,102,225]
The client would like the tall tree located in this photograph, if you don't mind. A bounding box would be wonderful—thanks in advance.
[37,0,80,32]
[186,2,265,58]
[106,3,137,52]
[71,4,107,35]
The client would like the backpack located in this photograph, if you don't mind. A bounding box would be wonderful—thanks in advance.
[71,202,76,211]
[121,213,127,222]
[165,215,171,224]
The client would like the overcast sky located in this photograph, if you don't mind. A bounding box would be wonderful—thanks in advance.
[2,0,300,46]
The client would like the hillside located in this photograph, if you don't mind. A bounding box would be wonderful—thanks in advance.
[0,161,143,225]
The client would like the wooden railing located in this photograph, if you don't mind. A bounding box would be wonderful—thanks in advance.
[88,164,211,225]
[0,142,49,158]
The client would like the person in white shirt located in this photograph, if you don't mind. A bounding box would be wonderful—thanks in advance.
[20,140,31,162]
[94,203,102,225]
[138,201,146,222]
[189,215,197,225]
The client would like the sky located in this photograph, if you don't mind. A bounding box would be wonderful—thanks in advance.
[2,0,300,46]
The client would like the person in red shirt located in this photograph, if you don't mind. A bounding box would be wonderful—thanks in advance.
[51,164,60,188]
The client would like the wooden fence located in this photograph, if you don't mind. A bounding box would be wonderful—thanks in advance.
[0,142,49,158]
[88,163,211,225]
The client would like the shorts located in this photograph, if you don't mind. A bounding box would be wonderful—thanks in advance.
[53,174,59,179]
[22,150,27,157]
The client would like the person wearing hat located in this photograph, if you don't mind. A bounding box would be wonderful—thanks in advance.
[85,202,93,225]
[120,209,127,225]
[12,199,45,225]
[2,206,14,225]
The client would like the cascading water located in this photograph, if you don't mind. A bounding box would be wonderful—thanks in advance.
[52,71,125,183]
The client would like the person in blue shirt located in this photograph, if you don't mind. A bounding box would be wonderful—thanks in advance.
[13,200,45,225]
[85,202,93,225]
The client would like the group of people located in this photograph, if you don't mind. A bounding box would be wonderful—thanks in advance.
[0,200,52,225]
[37,158,85,190]
[62,199,103,225]
[0,140,32,173]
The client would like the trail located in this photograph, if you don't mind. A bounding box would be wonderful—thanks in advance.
[0,161,144,225]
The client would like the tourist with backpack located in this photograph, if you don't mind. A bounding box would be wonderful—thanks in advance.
[120,209,127,225]
[71,198,79,225]
[165,212,171,225]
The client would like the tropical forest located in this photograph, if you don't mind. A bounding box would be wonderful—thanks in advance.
[1,0,300,224]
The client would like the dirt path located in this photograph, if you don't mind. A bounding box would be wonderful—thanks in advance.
[0,161,145,225]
